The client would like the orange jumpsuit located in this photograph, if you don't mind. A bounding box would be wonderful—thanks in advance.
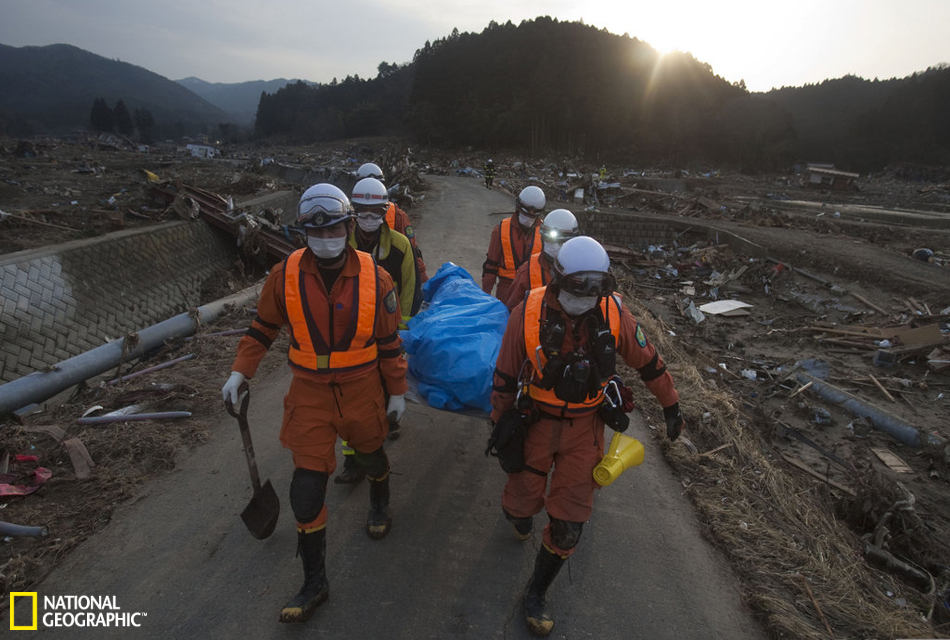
[230,247,407,529]
[386,202,428,282]
[482,214,541,302]
[490,287,679,557]
[505,251,553,311]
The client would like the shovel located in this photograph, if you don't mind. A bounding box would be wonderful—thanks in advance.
[225,382,280,540]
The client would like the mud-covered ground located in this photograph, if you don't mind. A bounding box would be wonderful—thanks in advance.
[1,136,949,637]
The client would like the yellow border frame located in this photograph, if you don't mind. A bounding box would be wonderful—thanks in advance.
[9,592,38,630]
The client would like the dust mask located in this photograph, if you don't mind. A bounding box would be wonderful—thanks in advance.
[557,290,598,316]
[543,242,561,260]
[308,236,347,260]
[357,216,384,233]
[518,213,537,229]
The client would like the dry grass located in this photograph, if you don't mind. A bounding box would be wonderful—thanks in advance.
[621,288,940,639]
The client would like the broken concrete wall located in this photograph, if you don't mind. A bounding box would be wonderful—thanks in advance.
[0,221,233,384]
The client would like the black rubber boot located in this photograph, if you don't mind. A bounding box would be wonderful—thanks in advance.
[366,472,392,540]
[505,510,533,541]
[524,546,565,637]
[279,529,329,623]
[334,454,365,485]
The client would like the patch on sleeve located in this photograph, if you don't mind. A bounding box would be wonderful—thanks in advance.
[384,289,398,314]
[405,225,415,239]
[635,324,647,348]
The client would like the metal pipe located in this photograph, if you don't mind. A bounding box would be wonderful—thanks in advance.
[76,411,192,425]
[0,520,49,538]
[0,284,262,416]
[106,353,195,385]
[795,370,943,448]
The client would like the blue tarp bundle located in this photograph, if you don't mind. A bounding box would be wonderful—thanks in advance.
[400,263,509,413]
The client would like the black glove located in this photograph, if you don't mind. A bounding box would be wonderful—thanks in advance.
[663,403,684,441]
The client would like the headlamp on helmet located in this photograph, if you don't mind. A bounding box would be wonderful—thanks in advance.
[540,208,579,245]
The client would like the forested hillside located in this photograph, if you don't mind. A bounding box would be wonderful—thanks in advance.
[2,21,947,171]
[255,18,950,171]
[768,67,950,171]
[0,43,232,138]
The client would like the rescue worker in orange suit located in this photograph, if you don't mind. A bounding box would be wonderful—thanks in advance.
[505,208,578,311]
[356,162,428,282]
[481,185,545,302]
[490,236,685,637]
[221,183,407,624]
[334,176,422,485]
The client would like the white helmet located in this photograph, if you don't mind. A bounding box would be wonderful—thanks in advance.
[296,183,353,228]
[540,209,579,244]
[351,177,390,208]
[357,162,384,181]
[517,185,546,214]
[552,236,615,297]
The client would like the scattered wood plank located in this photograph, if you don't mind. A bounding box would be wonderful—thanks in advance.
[2,211,79,232]
[849,292,888,316]
[870,447,913,473]
[800,575,836,640]
[807,325,884,339]
[789,381,813,398]
[907,297,929,315]
[868,374,896,402]
[699,443,734,458]
[15,424,66,441]
[780,453,856,496]
[818,337,877,349]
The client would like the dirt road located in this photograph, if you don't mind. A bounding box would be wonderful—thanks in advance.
[16,175,765,638]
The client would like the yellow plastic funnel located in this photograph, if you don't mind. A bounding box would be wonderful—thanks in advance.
[593,431,645,487]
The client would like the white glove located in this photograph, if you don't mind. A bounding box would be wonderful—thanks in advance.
[222,371,247,405]
[386,394,406,423]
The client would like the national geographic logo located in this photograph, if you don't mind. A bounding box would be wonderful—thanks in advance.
[9,593,147,630]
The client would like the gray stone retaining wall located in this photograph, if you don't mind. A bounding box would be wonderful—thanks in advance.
[0,221,234,384]
[577,210,681,249]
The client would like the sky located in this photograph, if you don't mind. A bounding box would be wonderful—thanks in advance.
[2,0,948,93]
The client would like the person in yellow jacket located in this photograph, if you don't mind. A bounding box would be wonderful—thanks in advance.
[356,162,428,282]
[221,183,407,623]
[336,177,422,484]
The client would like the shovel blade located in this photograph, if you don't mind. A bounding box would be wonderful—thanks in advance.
[241,479,280,540]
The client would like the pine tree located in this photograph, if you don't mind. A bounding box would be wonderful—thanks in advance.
[114,99,134,136]
[89,98,115,132]
[133,108,156,143]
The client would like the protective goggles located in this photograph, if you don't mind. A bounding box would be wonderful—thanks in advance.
[354,205,387,218]
[558,270,616,297]
[517,202,543,217]
[297,194,352,228]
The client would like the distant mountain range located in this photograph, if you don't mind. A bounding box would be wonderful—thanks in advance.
[175,77,308,125]
[1,37,946,171]
[0,43,299,137]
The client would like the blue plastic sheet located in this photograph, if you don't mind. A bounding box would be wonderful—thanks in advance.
[400,263,509,413]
